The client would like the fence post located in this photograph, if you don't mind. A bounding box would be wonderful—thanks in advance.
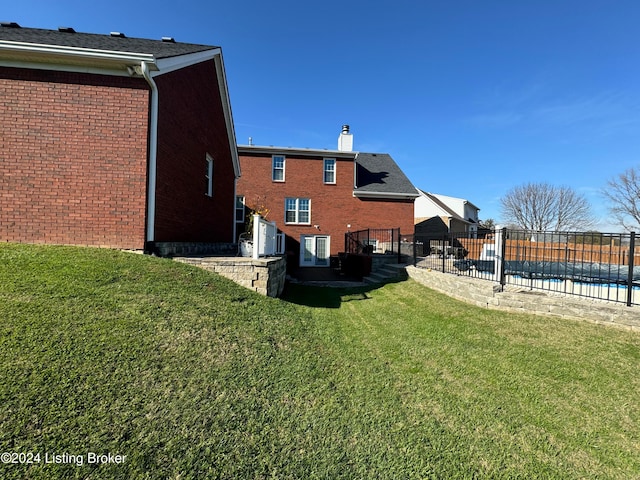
[627,231,636,307]
[413,231,417,267]
[500,227,507,289]
[396,228,401,264]
[252,214,260,260]
[442,234,446,273]
[494,227,506,290]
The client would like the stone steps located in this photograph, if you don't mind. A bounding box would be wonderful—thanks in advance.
[363,263,408,285]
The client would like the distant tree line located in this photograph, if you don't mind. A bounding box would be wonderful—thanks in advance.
[492,165,640,234]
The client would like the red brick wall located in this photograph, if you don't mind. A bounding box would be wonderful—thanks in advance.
[236,152,414,257]
[153,59,236,243]
[0,67,149,249]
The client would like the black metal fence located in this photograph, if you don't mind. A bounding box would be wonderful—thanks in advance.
[344,228,403,262]
[411,229,639,307]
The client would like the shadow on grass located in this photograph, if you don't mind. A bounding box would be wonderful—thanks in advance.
[282,278,406,308]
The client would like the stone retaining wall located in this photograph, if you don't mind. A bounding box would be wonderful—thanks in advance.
[174,256,286,297]
[406,266,640,331]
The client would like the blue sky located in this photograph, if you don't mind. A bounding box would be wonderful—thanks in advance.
[6,1,640,231]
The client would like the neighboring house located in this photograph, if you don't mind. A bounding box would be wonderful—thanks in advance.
[414,189,480,236]
[0,24,240,251]
[236,126,418,267]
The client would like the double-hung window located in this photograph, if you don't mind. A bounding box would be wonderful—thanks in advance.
[323,158,336,184]
[235,196,245,223]
[272,155,285,182]
[285,198,310,224]
[205,154,214,197]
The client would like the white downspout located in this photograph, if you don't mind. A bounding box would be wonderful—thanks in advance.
[141,61,158,245]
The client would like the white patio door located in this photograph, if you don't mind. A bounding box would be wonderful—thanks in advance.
[300,235,330,266]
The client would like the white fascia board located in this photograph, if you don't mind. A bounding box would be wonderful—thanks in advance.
[353,190,419,200]
[154,48,218,75]
[214,51,241,178]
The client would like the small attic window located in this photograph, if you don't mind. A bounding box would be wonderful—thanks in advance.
[58,27,76,33]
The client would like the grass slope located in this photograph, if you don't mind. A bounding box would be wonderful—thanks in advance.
[0,244,639,479]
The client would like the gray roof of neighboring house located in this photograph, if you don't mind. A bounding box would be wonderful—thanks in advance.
[355,153,418,198]
[0,23,216,58]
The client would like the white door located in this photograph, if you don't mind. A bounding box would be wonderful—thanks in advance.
[300,235,330,266]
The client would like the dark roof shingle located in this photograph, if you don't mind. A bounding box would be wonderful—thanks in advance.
[355,153,417,197]
[0,25,216,58]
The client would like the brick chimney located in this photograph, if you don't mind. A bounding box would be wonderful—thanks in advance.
[338,125,353,152]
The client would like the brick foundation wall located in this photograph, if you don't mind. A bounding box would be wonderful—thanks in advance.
[153,242,237,257]
[0,67,149,249]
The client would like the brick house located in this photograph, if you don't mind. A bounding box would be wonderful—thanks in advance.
[236,126,418,267]
[0,24,240,251]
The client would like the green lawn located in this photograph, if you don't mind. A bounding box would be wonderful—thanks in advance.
[1,244,639,479]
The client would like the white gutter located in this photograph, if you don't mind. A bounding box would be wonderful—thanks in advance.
[141,61,159,244]
[353,190,420,200]
[238,144,357,159]
[0,40,154,63]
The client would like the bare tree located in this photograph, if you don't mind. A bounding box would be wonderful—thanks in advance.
[603,166,640,231]
[500,182,595,231]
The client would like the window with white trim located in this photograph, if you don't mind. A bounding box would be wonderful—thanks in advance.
[324,158,336,184]
[235,196,245,223]
[205,154,214,197]
[272,155,285,182]
[285,198,310,224]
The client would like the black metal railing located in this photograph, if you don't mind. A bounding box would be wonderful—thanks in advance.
[344,228,403,262]
[410,229,639,306]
